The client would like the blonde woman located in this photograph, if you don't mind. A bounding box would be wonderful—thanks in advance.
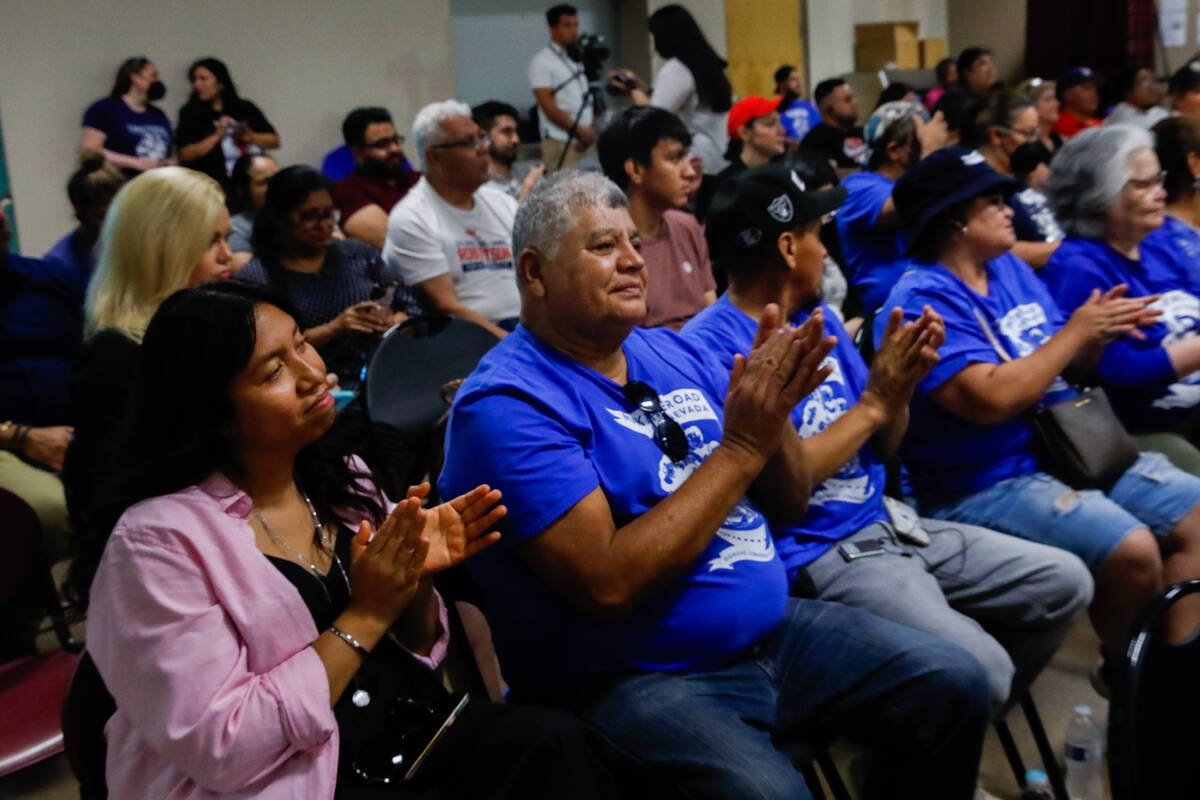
[63,167,233,563]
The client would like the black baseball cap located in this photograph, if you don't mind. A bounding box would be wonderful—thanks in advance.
[1057,66,1098,97]
[706,163,847,261]
[893,147,1020,255]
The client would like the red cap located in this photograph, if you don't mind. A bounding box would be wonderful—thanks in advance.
[726,95,784,139]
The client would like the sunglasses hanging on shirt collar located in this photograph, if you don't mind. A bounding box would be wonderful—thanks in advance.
[622,380,690,464]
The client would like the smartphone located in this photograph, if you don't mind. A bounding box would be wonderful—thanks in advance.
[371,283,398,312]
[403,693,470,781]
[838,539,887,562]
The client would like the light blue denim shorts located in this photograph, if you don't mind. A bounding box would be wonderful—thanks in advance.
[923,453,1200,572]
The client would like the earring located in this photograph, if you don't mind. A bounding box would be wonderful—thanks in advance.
[961,225,969,234]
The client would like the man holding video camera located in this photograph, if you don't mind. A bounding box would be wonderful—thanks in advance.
[529,4,596,170]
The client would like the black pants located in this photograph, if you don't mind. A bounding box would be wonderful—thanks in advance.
[336,699,619,799]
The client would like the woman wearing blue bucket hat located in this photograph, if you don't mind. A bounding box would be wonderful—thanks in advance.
[875,146,1200,685]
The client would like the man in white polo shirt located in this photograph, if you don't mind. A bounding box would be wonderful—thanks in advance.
[383,100,520,339]
[529,4,595,171]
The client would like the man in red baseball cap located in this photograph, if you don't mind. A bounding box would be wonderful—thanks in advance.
[696,95,785,219]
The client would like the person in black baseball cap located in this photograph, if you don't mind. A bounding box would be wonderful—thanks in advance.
[1053,67,1101,138]
[704,162,845,286]
[685,164,1095,720]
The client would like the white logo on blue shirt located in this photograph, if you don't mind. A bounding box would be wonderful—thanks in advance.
[796,356,873,506]
[997,302,1071,395]
[1150,290,1200,409]
[606,388,774,571]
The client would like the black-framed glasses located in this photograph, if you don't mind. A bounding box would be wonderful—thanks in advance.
[622,380,689,463]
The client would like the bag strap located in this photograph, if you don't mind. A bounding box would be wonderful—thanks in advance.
[971,307,1014,363]
[971,307,1087,397]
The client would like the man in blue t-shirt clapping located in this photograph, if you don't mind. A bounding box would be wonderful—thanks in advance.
[439,170,991,799]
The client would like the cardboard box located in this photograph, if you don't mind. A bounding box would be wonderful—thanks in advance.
[920,38,948,69]
[854,22,920,71]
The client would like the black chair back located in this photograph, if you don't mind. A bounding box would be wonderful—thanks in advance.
[1109,579,1200,799]
[362,315,500,500]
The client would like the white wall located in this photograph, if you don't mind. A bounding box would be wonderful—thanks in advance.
[0,0,456,254]
[450,0,618,113]
[806,0,948,90]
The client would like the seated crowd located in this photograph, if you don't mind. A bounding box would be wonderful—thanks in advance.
[8,5,1200,797]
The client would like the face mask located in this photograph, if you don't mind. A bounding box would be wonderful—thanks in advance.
[147,81,166,101]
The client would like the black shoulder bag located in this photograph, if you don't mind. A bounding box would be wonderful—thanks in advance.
[972,308,1139,490]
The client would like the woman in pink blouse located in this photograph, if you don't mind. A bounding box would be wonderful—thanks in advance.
[82,281,617,798]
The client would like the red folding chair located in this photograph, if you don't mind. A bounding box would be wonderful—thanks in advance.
[0,487,82,777]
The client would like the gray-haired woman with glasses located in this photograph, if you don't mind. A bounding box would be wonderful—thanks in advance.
[1043,124,1200,474]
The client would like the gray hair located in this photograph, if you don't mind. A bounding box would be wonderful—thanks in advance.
[412,99,473,166]
[512,170,628,261]
[1047,124,1154,239]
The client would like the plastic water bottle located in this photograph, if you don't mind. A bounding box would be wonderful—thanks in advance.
[1019,769,1053,799]
[1063,704,1104,800]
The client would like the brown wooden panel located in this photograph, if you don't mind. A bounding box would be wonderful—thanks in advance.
[725,0,803,98]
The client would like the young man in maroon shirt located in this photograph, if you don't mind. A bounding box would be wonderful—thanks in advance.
[598,106,717,331]
[334,107,420,250]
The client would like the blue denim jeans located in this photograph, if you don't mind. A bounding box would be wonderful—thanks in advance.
[925,453,1200,572]
[528,599,990,800]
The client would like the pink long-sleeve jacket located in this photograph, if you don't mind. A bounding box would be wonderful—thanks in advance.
[88,471,343,799]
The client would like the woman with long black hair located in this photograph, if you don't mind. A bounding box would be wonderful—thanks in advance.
[610,4,733,178]
[177,57,280,187]
[80,280,618,798]
[240,166,411,389]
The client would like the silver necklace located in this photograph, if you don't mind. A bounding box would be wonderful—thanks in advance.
[253,484,350,602]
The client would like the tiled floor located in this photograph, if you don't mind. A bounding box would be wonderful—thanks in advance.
[0,618,1111,799]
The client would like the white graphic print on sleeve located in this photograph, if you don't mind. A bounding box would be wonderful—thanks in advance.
[998,302,1070,394]
[1150,290,1200,410]
[796,356,873,506]
[605,389,775,571]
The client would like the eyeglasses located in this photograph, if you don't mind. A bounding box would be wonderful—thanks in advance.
[622,380,689,463]
[1126,171,1167,191]
[364,134,405,150]
[1002,126,1040,140]
[432,134,490,151]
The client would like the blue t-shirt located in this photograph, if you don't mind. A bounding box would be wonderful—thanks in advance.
[438,325,788,689]
[43,228,96,297]
[1042,234,1198,431]
[682,297,888,574]
[780,98,821,141]
[82,96,172,161]
[877,253,1076,498]
[1009,188,1063,243]
[837,171,911,314]
[1,253,84,426]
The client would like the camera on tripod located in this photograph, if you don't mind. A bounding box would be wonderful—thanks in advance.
[566,33,611,83]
